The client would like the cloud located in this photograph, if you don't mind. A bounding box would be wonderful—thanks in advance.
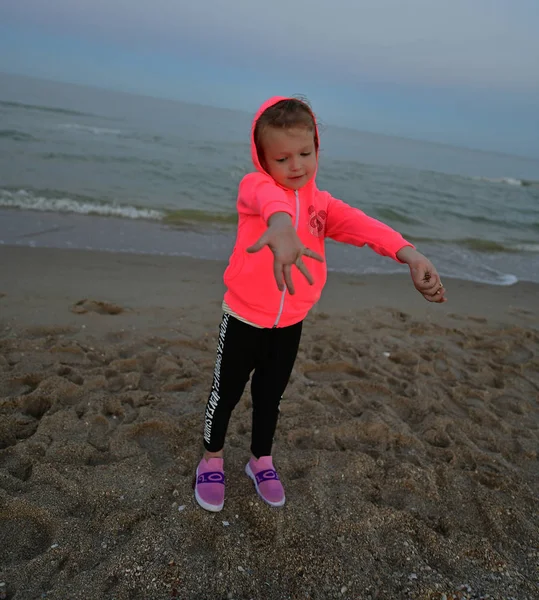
[2,0,538,91]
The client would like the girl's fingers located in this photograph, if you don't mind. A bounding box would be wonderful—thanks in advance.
[283,264,295,295]
[295,258,314,286]
[246,233,268,254]
[271,247,324,294]
[424,286,446,302]
[303,247,324,262]
[273,260,285,292]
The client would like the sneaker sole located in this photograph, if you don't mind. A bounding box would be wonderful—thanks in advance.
[194,465,224,512]
[245,462,286,507]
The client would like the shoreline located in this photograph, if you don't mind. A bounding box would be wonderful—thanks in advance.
[1,207,538,288]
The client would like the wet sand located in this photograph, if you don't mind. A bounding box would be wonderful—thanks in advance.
[0,246,537,600]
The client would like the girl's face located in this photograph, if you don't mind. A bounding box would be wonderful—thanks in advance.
[259,127,317,191]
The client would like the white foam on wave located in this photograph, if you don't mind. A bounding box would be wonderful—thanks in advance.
[328,266,518,286]
[513,243,539,253]
[0,189,164,221]
[491,272,519,285]
[475,176,523,187]
[58,123,122,136]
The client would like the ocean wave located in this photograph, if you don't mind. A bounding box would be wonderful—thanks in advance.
[0,189,163,221]
[403,234,537,254]
[0,129,38,142]
[461,238,539,253]
[441,212,525,229]
[39,152,165,168]
[374,207,423,225]
[330,266,518,286]
[466,271,518,286]
[513,243,539,253]
[163,209,237,226]
[58,123,123,136]
[458,238,512,252]
[475,176,524,187]
[2,189,534,249]
[57,123,175,148]
[0,100,97,118]
[0,189,239,225]
[123,132,167,145]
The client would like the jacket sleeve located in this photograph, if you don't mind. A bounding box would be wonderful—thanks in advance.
[324,192,414,262]
[238,174,294,223]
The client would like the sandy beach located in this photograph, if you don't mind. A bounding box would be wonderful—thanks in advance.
[0,245,537,600]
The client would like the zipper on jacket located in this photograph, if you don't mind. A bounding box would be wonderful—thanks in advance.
[273,190,300,328]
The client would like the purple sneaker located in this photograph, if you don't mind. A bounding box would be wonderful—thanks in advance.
[194,458,225,512]
[245,456,285,507]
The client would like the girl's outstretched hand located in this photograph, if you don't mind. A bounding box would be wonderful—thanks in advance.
[396,246,447,303]
[247,212,324,294]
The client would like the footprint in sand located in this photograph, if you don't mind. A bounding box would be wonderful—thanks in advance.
[2,372,42,397]
[423,428,451,448]
[87,415,111,452]
[475,463,507,490]
[0,504,54,564]
[0,415,39,449]
[504,344,534,365]
[298,428,339,452]
[448,313,487,323]
[0,449,33,481]
[70,299,125,315]
[288,463,312,480]
[491,394,532,416]
[161,375,196,392]
[21,376,82,412]
[433,357,463,380]
[129,421,177,468]
[304,363,365,383]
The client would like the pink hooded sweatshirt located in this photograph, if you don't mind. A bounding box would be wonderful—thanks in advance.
[223,96,413,328]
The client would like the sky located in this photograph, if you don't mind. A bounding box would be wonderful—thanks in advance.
[1,0,538,158]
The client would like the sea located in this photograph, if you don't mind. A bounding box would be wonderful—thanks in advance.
[1,72,539,286]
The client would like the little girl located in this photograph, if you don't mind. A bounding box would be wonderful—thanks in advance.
[195,96,446,512]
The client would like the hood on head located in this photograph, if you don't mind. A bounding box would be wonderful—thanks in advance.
[250,96,319,178]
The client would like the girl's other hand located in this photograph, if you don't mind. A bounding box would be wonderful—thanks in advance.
[397,246,447,303]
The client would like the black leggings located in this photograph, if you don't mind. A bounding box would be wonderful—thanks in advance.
[203,313,303,458]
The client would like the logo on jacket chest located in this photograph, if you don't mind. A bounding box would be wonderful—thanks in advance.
[308,205,327,237]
